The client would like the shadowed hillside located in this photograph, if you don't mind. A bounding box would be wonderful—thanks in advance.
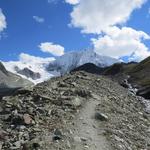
[71,63,104,74]
[128,57,150,87]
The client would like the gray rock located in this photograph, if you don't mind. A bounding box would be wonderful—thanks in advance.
[13,141,21,149]
[11,114,24,126]
[0,129,8,141]
[80,137,88,142]
[95,112,108,121]
[0,142,2,150]
[22,138,41,150]
[53,129,63,141]
[23,114,33,125]
[74,136,81,143]
[72,97,82,107]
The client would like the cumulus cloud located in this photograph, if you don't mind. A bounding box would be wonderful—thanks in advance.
[65,0,80,5]
[19,53,54,63]
[70,0,146,34]
[3,53,55,84]
[33,16,45,23]
[92,27,150,61]
[0,8,7,32]
[39,42,65,56]
[67,0,150,61]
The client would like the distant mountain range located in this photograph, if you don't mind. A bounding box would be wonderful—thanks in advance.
[3,49,119,83]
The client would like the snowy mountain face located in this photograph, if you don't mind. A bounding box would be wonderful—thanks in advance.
[3,57,56,84]
[47,49,120,75]
[3,50,120,84]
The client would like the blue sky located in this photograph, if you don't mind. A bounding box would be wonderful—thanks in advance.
[0,0,150,62]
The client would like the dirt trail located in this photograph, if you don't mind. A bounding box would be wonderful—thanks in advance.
[71,96,112,150]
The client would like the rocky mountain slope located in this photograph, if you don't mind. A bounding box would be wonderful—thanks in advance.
[127,57,150,86]
[72,56,150,99]
[0,62,33,97]
[0,71,149,150]
[126,57,150,99]
[100,58,150,99]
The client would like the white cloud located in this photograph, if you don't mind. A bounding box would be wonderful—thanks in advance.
[92,27,150,61]
[33,16,45,23]
[3,53,55,84]
[19,53,54,64]
[70,0,146,34]
[0,8,7,32]
[65,0,80,5]
[68,0,150,61]
[39,42,65,56]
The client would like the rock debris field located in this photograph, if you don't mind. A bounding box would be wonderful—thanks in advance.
[0,71,150,150]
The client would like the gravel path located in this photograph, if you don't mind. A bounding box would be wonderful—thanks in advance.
[71,96,112,150]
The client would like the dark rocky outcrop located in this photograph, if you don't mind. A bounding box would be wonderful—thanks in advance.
[15,66,41,80]
[71,63,104,75]
[0,62,8,75]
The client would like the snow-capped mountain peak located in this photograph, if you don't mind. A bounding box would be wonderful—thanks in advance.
[47,49,120,75]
